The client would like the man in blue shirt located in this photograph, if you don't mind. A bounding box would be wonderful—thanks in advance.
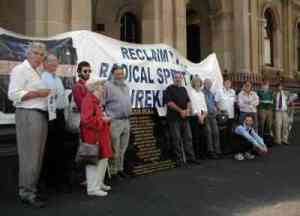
[202,79,221,159]
[233,114,268,161]
[41,54,70,192]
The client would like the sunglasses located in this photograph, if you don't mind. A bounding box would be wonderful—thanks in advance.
[82,69,92,74]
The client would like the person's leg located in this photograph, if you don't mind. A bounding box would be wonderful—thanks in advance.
[119,119,130,173]
[168,121,184,164]
[181,120,196,161]
[275,112,283,144]
[16,109,48,200]
[258,109,266,137]
[282,112,289,144]
[205,118,214,154]
[109,120,122,175]
[265,109,273,136]
[210,117,221,154]
[96,158,109,190]
[189,117,200,158]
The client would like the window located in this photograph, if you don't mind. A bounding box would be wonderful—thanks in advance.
[120,12,140,43]
[263,9,274,66]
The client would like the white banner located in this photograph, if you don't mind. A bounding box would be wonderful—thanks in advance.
[0,28,223,124]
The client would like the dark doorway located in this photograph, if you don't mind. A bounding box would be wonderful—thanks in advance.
[120,12,140,43]
[187,24,201,63]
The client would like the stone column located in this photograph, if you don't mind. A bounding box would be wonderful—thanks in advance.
[160,0,175,48]
[25,0,48,36]
[249,0,259,75]
[283,0,293,78]
[142,0,161,43]
[174,0,187,57]
[47,0,70,35]
[70,0,92,31]
[233,0,251,74]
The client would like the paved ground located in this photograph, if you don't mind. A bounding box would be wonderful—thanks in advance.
[1,124,300,216]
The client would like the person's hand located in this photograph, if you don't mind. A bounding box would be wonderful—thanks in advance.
[179,110,186,119]
[103,116,111,123]
[37,89,51,97]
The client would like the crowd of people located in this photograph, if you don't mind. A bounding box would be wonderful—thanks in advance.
[7,42,297,208]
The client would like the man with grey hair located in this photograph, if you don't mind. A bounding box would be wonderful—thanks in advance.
[103,65,131,181]
[41,54,69,192]
[8,42,49,208]
[203,78,222,159]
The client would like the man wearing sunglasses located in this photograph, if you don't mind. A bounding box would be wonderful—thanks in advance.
[73,61,91,111]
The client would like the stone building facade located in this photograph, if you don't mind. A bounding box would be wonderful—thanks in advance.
[1,0,300,84]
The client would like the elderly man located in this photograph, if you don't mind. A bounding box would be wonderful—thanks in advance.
[164,72,200,167]
[103,65,131,180]
[41,54,70,192]
[203,79,222,159]
[8,42,49,208]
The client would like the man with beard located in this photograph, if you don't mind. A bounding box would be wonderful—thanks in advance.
[103,65,131,181]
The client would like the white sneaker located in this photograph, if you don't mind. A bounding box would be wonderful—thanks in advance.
[87,190,108,197]
[234,153,245,161]
[101,184,112,191]
[244,152,255,160]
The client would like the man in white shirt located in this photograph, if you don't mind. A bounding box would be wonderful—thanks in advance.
[8,42,49,208]
[41,54,70,192]
[215,78,236,153]
[187,76,208,159]
[238,81,259,130]
[274,82,290,145]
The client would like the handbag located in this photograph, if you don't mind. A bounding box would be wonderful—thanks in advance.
[75,141,99,165]
[65,93,80,133]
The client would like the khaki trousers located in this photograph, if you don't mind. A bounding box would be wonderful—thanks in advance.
[275,111,289,144]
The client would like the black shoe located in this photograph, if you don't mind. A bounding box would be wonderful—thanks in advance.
[187,159,201,165]
[118,171,130,179]
[20,197,46,208]
[282,142,289,146]
[111,174,122,182]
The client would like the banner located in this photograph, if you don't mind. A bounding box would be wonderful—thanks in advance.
[0,28,223,124]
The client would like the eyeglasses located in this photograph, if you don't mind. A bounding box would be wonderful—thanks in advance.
[82,69,92,74]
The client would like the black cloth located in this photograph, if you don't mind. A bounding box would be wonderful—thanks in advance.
[220,119,235,154]
[164,85,190,121]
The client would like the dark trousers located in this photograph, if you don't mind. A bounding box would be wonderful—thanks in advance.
[232,134,253,154]
[42,109,70,188]
[189,116,207,159]
[168,119,196,163]
[205,114,221,154]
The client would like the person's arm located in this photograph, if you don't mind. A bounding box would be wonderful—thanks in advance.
[234,126,258,146]
[73,83,86,110]
[237,92,247,111]
[252,92,260,107]
[80,97,99,130]
[8,69,49,103]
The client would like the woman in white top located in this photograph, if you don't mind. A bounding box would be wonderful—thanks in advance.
[187,76,208,159]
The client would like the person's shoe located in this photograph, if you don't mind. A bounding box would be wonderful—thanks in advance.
[111,174,122,182]
[101,184,112,191]
[87,190,108,197]
[118,171,130,179]
[244,152,255,160]
[234,153,245,161]
[282,142,289,146]
[187,159,201,165]
[20,197,46,208]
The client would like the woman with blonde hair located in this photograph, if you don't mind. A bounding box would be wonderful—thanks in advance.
[80,79,112,196]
